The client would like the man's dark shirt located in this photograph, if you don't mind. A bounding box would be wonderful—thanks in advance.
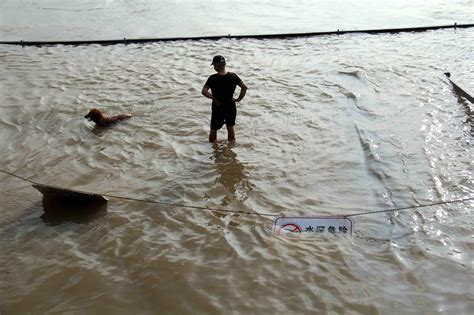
[204,72,242,103]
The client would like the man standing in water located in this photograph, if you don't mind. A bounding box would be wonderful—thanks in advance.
[202,55,248,142]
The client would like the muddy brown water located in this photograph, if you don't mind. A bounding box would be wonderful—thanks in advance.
[1,28,473,314]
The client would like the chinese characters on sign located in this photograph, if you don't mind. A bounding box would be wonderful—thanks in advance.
[304,225,348,233]
[273,217,353,236]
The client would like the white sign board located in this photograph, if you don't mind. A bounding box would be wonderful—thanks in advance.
[273,216,353,236]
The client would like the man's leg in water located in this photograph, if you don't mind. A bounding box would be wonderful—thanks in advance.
[209,129,217,142]
[227,126,235,141]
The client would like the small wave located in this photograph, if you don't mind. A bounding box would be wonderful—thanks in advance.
[344,90,360,100]
[338,69,361,78]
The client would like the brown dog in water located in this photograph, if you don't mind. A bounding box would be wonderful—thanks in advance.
[85,108,132,126]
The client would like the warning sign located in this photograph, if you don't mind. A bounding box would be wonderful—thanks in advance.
[273,216,353,236]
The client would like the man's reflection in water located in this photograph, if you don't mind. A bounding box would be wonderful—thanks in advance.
[212,143,252,208]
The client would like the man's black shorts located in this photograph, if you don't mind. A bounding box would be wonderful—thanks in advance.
[210,101,236,130]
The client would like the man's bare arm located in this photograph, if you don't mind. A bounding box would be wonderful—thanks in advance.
[201,86,221,106]
[235,82,248,102]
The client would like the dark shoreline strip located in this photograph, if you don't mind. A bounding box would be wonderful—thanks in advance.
[0,23,473,47]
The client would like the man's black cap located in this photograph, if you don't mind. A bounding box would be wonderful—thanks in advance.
[211,55,226,66]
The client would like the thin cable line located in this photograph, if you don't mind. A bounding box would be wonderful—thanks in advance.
[100,193,279,217]
[0,169,277,217]
[0,169,37,185]
[1,169,472,218]
[344,197,474,218]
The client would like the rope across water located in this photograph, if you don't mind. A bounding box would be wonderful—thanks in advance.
[1,169,472,219]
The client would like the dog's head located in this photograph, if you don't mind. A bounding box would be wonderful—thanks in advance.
[85,108,103,123]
